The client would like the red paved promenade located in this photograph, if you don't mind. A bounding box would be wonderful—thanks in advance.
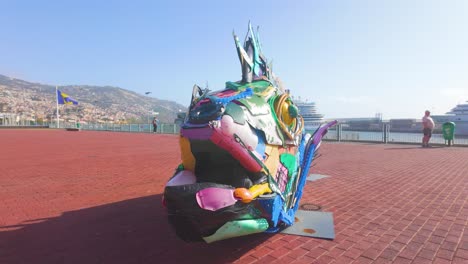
[0,130,467,264]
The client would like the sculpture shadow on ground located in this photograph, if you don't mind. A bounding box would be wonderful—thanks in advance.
[0,194,271,264]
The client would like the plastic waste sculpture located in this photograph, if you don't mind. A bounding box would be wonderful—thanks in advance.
[163,23,337,243]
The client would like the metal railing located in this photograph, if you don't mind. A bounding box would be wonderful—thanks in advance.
[321,124,468,146]
[47,122,181,134]
[3,122,467,146]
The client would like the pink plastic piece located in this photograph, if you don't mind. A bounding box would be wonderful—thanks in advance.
[210,128,262,172]
[275,164,288,192]
[194,98,210,108]
[214,89,239,98]
[180,127,213,140]
[196,187,237,211]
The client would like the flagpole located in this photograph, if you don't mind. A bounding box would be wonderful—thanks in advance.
[56,86,60,128]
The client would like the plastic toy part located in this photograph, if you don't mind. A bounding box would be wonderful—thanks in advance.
[179,137,196,171]
[234,188,254,203]
[281,100,294,125]
[196,187,237,211]
[248,183,272,199]
[166,170,196,187]
[210,127,262,173]
[202,219,269,243]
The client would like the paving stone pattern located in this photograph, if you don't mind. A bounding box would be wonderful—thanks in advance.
[0,130,467,264]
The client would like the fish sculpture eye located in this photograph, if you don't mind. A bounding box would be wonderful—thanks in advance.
[163,22,337,243]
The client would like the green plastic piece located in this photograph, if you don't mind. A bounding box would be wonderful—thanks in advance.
[225,80,272,93]
[225,103,246,125]
[202,219,269,243]
[238,95,270,115]
[268,96,280,124]
[243,111,283,145]
[280,153,298,205]
[238,207,262,220]
[280,153,297,177]
[177,164,184,171]
[288,104,298,118]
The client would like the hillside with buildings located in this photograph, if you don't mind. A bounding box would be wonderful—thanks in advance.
[0,74,186,124]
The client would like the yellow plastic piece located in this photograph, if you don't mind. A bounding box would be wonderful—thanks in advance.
[263,145,279,178]
[248,183,272,199]
[258,85,276,98]
[179,136,195,171]
[281,101,294,126]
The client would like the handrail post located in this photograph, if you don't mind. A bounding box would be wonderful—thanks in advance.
[383,124,387,143]
[337,124,342,142]
[383,123,389,144]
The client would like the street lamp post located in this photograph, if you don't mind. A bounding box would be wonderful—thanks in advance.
[145,92,152,132]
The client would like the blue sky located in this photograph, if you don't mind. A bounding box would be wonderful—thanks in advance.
[2,0,468,119]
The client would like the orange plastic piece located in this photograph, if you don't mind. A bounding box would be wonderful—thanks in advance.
[234,188,254,203]
[234,183,272,203]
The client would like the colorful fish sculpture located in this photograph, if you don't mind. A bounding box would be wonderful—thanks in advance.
[163,23,337,243]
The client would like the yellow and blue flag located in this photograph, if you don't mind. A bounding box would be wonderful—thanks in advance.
[57,89,78,105]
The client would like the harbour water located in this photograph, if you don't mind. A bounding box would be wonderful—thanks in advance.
[7,121,466,146]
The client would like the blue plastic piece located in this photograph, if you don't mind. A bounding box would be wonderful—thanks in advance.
[279,209,294,226]
[265,226,280,233]
[293,143,317,213]
[209,88,253,105]
[259,194,283,227]
[297,134,308,167]
[255,130,266,159]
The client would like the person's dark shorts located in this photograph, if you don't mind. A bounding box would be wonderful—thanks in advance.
[423,128,432,136]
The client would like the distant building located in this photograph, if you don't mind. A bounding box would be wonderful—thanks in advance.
[295,100,324,131]
[0,103,8,112]
[389,119,421,133]
[0,113,17,125]
[332,117,383,131]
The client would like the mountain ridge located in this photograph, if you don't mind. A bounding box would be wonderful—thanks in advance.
[0,74,187,123]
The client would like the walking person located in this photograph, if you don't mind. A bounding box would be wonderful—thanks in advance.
[422,110,435,147]
[152,117,159,133]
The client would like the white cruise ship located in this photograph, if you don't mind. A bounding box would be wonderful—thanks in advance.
[432,101,468,136]
[295,100,324,131]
